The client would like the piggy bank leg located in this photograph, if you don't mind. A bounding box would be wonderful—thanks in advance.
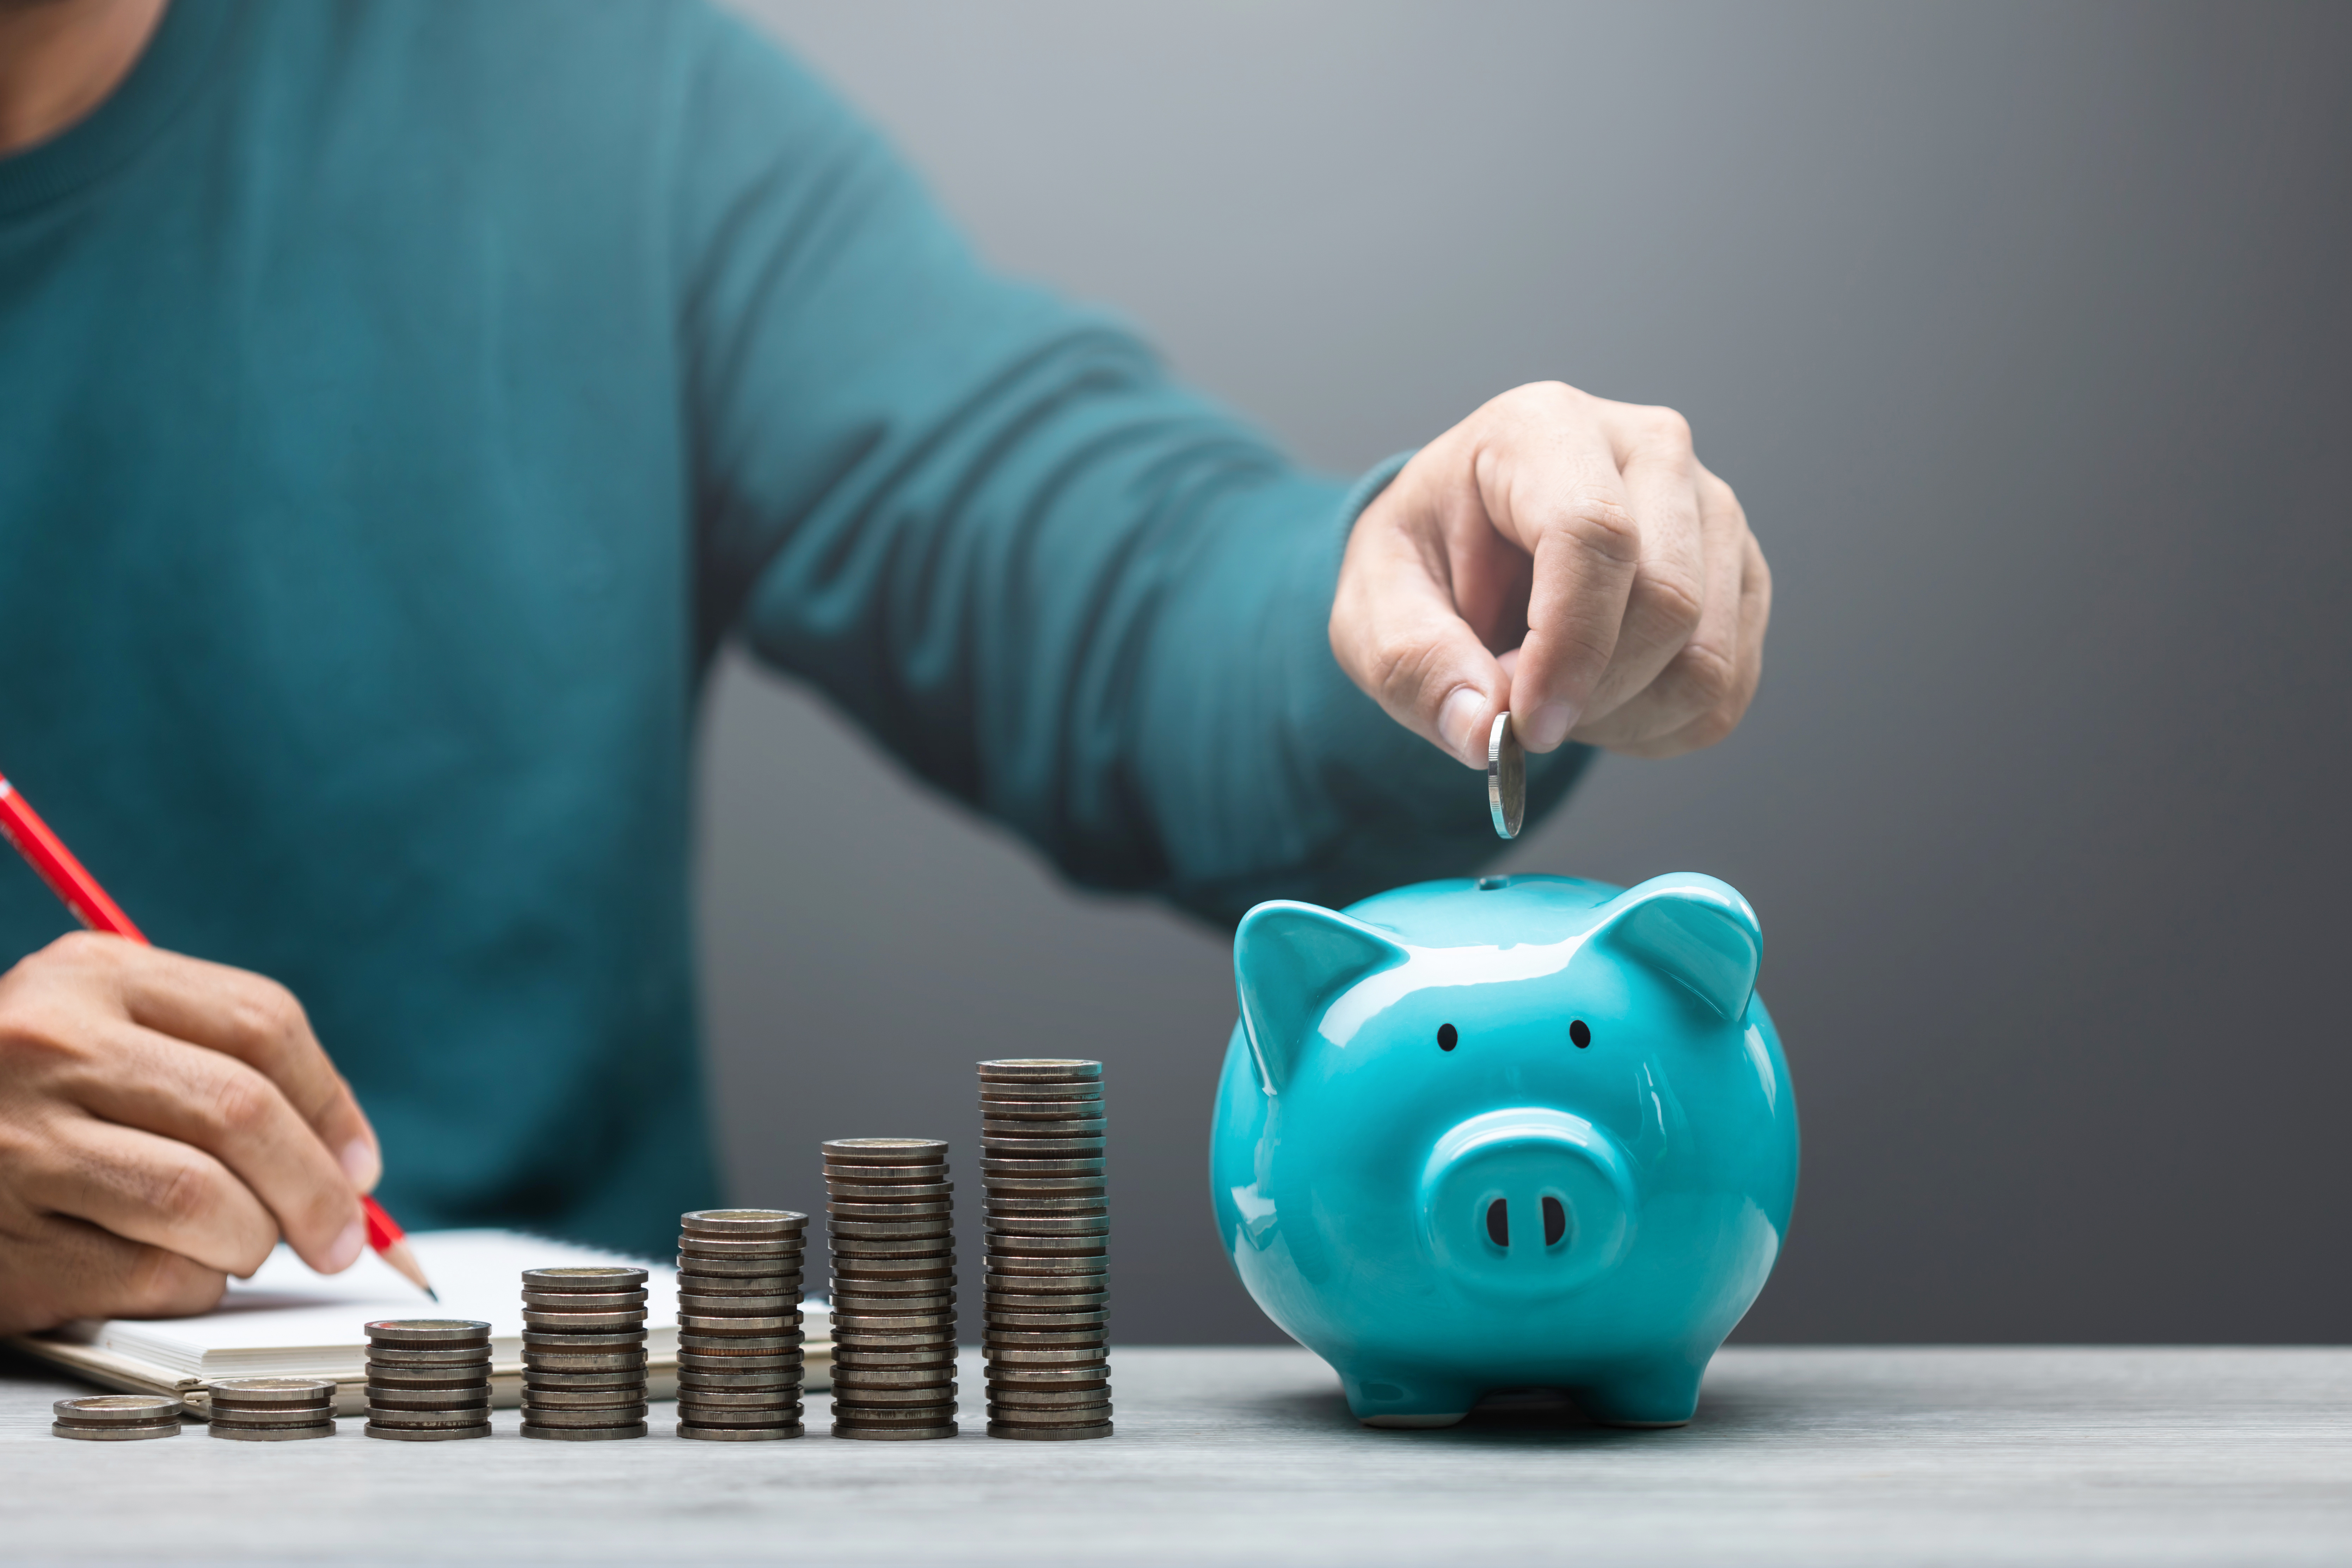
[1574,1360,1706,1428]
[1341,1369,1478,1429]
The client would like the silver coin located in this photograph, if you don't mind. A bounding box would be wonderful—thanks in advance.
[366,1367,493,1389]
[979,1138,1104,1158]
[985,1260,1109,1280]
[518,1403,650,1427]
[364,1422,491,1442]
[677,1332,804,1353]
[829,1221,953,1243]
[829,1401,961,1422]
[827,1201,953,1222]
[988,1386,1114,1408]
[364,1318,493,1346]
[520,1387,645,1409]
[675,1270,803,1292]
[51,1420,180,1441]
[208,1419,337,1441]
[678,1422,803,1441]
[677,1295,799,1318]
[53,1394,180,1423]
[677,1238,805,1260]
[826,1180,954,1201]
[985,1236,1108,1258]
[520,1329,647,1351]
[986,1312,1111,1331]
[986,1402,1113,1424]
[521,1289,648,1311]
[829,1326,958,1344]
[985,1194,1107,1213]
[680,1208,807,1237]
[991,1344,1110,1363]
[205,1377,338,1404]
[371,1395,497,1418]
[821,1138,948,1162]
[985,1368,1111,1387]
[520,1266,648,1291]
[987,1421,1111,1441]
[832,1422,958,1440]
[830,1239,954,1260]
[521,1421,647,1441]
[674,1386,804,1408]
[981,1113,1107,1133]
[833,1294,954,1316]
[976,1058,1100,1079]
[830,1307,957,1328]
[514,1351,645,1373]
[985,1217,1110,1238]
[676,1351,804,1373]
[366,1345,498,1367]
[677,1373,802,1394]
[677,1314,802,1335]
[676,1402,807,1426]
[981,1180,1106,1199]
[833,1371,957,1392]
[831,1348,958,1369]
[205,1402,337,1426]
[362,1404,498,1428]
[820,1161,951,1182]
[522,1370,647,1391]
[521,1308,648,1331]
[1488,710,1525,838]
[978,1084,1103,1103]
[978,1157,1105,1177]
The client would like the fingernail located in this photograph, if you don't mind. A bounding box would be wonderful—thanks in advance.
[1437,687,1487,764]
[1527,700,1578,751]
[339,1138,381,1192]
[324,1217,366,1273]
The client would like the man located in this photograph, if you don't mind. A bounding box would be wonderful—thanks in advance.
[0,0,1768,1333]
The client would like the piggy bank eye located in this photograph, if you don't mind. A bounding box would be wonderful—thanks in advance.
[1570,1019,1592,1049]
[1437,1023,1458,1052]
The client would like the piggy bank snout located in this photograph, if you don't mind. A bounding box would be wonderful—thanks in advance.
[1418,1109,1639,1300]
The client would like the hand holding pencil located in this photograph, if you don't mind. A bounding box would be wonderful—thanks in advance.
[0,772,431,1336]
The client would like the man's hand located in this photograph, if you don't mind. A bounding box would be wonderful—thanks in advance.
[0,933,380,1334]
[1332,381,1770,767]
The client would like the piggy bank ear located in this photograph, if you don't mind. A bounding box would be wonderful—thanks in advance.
[1597,873,1762,1021]
[1233,901,1408,1092]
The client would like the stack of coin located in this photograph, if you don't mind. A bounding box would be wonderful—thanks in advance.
[204,1377,337,1440]
[676,1209,807,1440]
[520,1265,650,1441]
[824,1137,958,1440]
[978,1059,1111,1440]
[363,1319,492,1441]
[51,1394,180,1441]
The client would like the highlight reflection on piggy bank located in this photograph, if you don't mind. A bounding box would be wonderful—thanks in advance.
[1209,873,1798,1428]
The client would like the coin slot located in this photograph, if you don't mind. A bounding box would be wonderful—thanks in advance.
[1485,1198,1510,1248]
[1542,1195,1568,1248]
[1570,1019,1591,1049]
[1437,1023,1458,1052]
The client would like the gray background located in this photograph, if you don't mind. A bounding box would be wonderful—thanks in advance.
[696,1,2352,1344]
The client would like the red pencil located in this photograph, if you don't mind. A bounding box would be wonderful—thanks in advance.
[0,771,436,1299]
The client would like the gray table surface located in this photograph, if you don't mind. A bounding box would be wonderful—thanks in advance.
[1,1345,2345,1566]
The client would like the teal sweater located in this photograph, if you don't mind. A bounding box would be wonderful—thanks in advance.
[0,0,1588,1255]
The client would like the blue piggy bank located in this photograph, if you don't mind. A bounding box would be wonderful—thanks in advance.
[1209,872,1798,1428]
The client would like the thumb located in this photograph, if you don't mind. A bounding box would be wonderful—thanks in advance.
[1330,495,1510,768]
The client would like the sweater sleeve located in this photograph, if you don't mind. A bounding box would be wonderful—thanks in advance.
[671,10,1591,925]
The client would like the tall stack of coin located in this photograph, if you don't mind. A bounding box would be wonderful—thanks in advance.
[824,1137,958,1440]
[51,1395,180,1441]
[676,1209,807,1440]
[978,1059,1111,1439]
[204,1377,337,1440]
[519,1265,649,1440]
[363,1319,493,1441]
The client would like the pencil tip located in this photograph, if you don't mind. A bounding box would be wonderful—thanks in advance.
[424,1287,440,1302]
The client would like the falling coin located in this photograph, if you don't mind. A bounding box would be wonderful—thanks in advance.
[1487,711,1524,839]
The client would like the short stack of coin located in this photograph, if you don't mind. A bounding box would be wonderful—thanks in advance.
[676,1208,807,1440]
[824,1137,958,1440]
[51,1394,180,1441]
[520,1265,650,1441]
[363,1319,492,1441]
[204,1377,337,1441]
[978,1059,1111,1439]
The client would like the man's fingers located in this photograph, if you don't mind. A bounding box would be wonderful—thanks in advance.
[1330,480,1510,767]
[1486,417,1643,752]
[1582,463,1750,744]
[14,1115,282,1278]
[1594,525,1773,759]
[0,1216,226,1334]
[71,1024,366,1273]
[99,939,381,1191]
[1565,407,1711,730]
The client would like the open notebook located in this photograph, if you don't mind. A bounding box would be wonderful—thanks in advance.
[7,1229,831,1416]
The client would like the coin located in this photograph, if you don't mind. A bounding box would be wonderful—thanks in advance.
[679,1406,806,1429]
[520,1387,644,1409]
[366,1367,492,1390]
[207,1377,339,1404]
[822,1138,948,1163]
[53,1394,180,1424]
[988,1385,1113,1407]
[522,1422,647,1441]
[365,1345,498,1367]
[818,1161,948,1182]
[987,1421,1112,1440]
[521,1266,649,1291]
[1488,709,1524,838]
[516,1351,646,1373]
[521,1289,647,1310]
[677,1332,803,1354]
[679,1422,803,1441]
[675,1350,803,1372]
[978,1157,1104,1177]
[365,1422,491,1442]
[519,1403,650,1427]
[976,1058,1100,1080]
[208,1419,336,1441]
[364,1319,493,1347]
[987,1402,1113,1425]
[677,1371,800,1392]
[680,1208,807,1237]
[827,1180,954,1200]
[834,1422,959,1440]
[520,1330,648,1352]
[831,1348,958,1369]
[676,1237,805,1258]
